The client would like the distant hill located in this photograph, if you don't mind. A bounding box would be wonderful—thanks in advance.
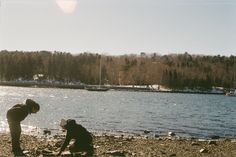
[0,50,235,89]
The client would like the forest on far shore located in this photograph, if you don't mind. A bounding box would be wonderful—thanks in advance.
[0,50,235,89]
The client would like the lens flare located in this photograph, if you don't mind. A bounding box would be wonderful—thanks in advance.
[56,0,77,14]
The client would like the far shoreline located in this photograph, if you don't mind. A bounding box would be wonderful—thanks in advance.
[0,81,226,95]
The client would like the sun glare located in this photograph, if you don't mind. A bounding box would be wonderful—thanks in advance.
[56,0,78,14]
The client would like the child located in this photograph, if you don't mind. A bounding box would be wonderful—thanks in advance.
[6,99,40,156]
[57,119,94,156]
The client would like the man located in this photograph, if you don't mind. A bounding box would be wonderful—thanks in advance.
[6,99,40,156]
[57,119,94,156]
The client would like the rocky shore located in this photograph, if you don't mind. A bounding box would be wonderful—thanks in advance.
[0,133,236,157]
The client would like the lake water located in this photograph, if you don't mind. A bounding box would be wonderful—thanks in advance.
[0,86,236,138]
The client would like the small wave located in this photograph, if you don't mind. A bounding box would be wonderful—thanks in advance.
[21,124,40,134]
[0,121,41,135]
[0,121,9,132]
[0,91,7,96]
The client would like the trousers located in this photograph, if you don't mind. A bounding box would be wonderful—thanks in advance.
[8,121,22,153]
[69,141,94,155]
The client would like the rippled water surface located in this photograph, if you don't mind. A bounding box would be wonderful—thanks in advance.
[0,86,236,138]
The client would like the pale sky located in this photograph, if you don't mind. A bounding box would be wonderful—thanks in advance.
[0,0,235,56]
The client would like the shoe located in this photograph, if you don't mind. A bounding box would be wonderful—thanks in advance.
[13,151,27,157]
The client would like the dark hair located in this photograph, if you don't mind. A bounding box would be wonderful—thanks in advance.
[26,99,40,111]
[65,119,76,129]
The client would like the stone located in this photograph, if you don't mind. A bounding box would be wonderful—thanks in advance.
[208,140,216,145]
[23,150,30,154]
[231,139,236,143]
[191,142,200,146]
[106,150,126,156]
[198,139,207,142]
[62,151,71,156]
[209,135,220,139]
[42,148,52,154]
[55,140,63,147]
[126,136,134,141]
[200,148,208,153]
[139,151,145,156]
[160,150,166,154]
[42,148,55,156]
[168,132,175,136]
[144,130,151,134]
[43,129,51,135]
[131,152,136,156]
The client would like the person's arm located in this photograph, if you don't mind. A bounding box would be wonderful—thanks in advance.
[57,132,71,156]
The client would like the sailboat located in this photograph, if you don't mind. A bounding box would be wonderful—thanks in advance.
[86,56,109,91]
[226,56,236,97]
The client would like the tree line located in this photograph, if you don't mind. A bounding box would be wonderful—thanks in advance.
[0,50,235,89]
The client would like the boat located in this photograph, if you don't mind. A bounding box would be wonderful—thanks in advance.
[85,86,109,91]
[226,89,236,97]
[86,56,109,91]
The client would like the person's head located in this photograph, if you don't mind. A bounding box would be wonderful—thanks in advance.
[25,99,40,114]
[60,119,76,130]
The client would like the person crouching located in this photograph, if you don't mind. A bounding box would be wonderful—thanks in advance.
[57,119,94,156]
[6,99,40,156]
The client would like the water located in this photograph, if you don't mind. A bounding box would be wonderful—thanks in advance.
[0,86,236,138]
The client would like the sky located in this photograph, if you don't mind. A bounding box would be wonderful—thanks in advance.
[0,0,235,56]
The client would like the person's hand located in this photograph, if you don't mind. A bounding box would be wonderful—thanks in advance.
[56,151,62,156]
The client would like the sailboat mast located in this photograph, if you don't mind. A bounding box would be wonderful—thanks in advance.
[234,55,236,88]
[99,56,102,87]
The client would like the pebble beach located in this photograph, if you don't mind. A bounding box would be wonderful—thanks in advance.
[0,133,236,157]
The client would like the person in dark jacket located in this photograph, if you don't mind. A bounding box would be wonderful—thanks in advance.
[6,99,40,156]
[57,119,94,156]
